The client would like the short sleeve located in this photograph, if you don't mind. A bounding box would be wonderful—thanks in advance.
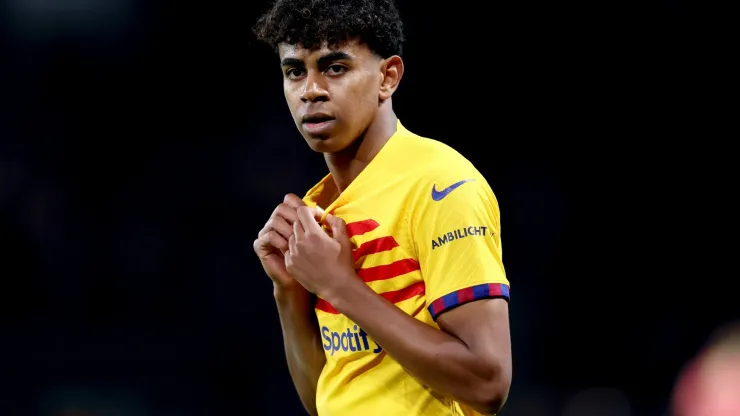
[413,175,510,321]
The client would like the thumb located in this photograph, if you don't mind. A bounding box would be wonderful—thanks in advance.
[313,205,325,221]
[326,214,349,245]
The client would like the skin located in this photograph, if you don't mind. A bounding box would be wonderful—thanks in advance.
[254,194,325,415]
[278,39,401,192]
[254,39,511,415]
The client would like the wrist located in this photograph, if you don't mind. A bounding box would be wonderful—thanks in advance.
[323,275,366,313]
[274,283,310,304]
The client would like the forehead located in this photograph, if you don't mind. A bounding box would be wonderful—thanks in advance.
[278,40,376,63]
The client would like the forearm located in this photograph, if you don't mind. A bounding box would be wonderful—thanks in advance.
[274,287,327,416]
[328,280,506,414]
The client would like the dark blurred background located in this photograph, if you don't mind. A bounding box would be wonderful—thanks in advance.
[0,0,733,415]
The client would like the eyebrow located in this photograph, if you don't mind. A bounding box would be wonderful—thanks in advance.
[280,51,354,67]
[280,57,303,67]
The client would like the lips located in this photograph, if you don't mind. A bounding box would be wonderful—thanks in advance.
[302,113,336,135]
[302,113,335,124]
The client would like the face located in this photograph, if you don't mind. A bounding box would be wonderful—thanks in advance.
[278,40,399,153]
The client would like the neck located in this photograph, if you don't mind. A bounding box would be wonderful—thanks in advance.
[324,104,398,193]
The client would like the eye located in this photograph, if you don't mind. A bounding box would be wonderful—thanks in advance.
[325,64,347,76]
[286,67,306,79]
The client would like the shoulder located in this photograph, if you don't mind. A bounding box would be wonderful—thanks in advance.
[394,126,494,206]
[396,126,479,176]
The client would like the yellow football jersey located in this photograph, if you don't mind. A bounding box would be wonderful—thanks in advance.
[302,120,510,416]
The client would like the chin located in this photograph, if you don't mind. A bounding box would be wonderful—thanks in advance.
[304,135,353,154]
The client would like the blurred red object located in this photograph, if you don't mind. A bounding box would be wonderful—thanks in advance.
[672,322,740,416]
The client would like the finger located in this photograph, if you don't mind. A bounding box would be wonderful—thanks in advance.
[264,216,293,240]
[283,193,306,210]
[297,206,323,234]
[288,233,297,254]
[314,205,325,218]
[266,230,289,254]
[259,204,298,238]
[293,218,305,240]
[326,214,348,242]
[274,203,299,225]
[284,246,292,269]
[255,230,289,255]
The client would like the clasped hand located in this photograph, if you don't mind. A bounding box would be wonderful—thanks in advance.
[285,205,357,300]
[254,194,357,301]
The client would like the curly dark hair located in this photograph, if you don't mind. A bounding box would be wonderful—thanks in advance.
[253,0,405,58]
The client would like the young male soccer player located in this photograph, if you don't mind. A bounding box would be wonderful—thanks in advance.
[252,1,512,415]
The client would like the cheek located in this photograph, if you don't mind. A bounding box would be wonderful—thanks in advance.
[344,77,379,115]
[358,74,380,102]
[283,87,303,114]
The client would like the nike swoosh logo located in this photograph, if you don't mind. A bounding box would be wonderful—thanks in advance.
[431,179,475,201]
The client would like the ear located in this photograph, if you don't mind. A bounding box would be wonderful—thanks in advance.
[379,55,404,101]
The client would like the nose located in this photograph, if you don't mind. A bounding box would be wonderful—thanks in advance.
[300,71,329,103]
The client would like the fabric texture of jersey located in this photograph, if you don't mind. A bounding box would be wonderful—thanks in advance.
[302,120,510,416]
